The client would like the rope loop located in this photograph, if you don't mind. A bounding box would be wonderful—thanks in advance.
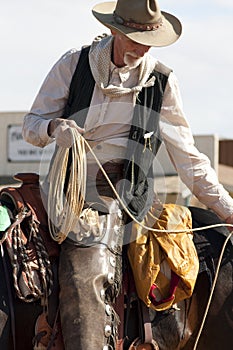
[48,129,87,243]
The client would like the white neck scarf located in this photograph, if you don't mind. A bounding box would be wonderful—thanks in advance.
[88,34,156,98]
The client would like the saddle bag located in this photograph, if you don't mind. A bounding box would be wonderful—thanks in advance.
[128,203,199,311]
[0,173,59,303]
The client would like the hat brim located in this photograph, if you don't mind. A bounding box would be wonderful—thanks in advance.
[92,2,182,47]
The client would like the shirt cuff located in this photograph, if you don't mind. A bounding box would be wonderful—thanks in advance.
[211,193,233,221]
[38,119,53,145]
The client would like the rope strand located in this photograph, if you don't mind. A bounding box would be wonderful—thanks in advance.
[47,129,86,243]
[82,135,233,234]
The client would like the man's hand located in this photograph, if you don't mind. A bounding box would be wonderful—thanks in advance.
[48,118,85,148]
[226,213,233,224]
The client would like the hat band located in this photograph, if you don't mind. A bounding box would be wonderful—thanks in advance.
[113,12,163,31]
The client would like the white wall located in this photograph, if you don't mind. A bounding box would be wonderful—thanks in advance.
[154,134,219,176]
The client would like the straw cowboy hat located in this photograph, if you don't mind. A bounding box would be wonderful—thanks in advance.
[92,0,182,47]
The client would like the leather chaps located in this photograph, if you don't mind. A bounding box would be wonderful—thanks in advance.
[59,198,125,349]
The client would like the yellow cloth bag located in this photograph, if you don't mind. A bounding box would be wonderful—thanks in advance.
[128,203,199,311]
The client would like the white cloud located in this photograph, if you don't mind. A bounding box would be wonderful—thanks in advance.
[214,0,233,8]
[162,0,233,9]
[0,0,106,110]
[153,14,233,138]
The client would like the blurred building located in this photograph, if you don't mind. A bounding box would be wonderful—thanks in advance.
[219,139,233,167]
[218,139,233,197]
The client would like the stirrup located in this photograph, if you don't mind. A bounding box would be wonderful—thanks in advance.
[129,337,159,350]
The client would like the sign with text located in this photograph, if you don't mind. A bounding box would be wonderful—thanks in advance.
[7,124,55,162]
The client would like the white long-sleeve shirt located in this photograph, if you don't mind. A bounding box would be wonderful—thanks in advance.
[22,48,233,220]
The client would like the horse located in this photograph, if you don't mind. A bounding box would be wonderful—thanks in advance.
[0,206,232,350]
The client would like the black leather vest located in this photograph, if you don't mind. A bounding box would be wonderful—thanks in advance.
[64,46,170,221]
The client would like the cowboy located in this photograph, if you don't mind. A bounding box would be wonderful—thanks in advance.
[22,0,233,348]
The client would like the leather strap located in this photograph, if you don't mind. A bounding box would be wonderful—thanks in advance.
[0,187,25,212]
[140,301,153,344]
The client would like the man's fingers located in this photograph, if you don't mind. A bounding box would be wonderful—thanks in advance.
[62,119,85,134]
[48,118,85,147]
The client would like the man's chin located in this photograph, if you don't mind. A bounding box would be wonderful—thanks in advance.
[124,54,143,68]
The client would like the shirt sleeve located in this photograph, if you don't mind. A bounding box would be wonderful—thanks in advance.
[22,49,81,147]
[160,72,233,220]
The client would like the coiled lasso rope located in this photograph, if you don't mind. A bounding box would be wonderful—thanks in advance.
[47,129,87,243]
[47,129,233,349]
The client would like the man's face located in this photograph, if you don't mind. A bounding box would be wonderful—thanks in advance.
[112,31,151,68]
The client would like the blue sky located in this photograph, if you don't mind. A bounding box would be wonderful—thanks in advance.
[1,0,233,138]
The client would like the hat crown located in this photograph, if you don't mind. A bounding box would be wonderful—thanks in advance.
[92,0,182,47]
[115,0,161,24]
